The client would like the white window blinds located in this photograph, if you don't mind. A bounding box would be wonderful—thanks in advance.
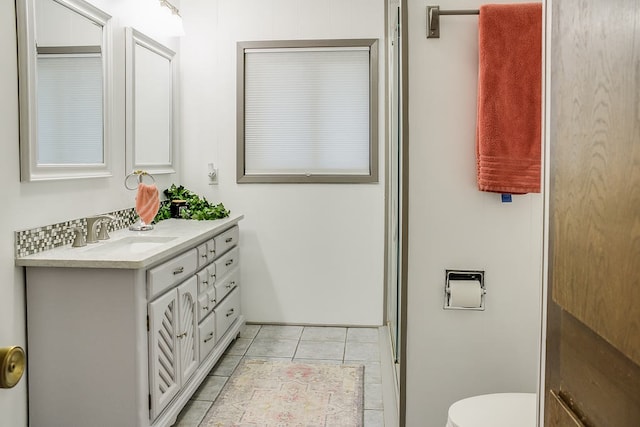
[37,54,103,164]
[243,47,371,176]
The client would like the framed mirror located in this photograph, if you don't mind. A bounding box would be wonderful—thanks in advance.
[16,0,112,182]
[125,27,176,175]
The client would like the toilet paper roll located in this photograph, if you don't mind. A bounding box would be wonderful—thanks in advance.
[448,280,482,308]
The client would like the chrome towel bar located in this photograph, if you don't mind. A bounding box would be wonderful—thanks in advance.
[427,5,479,39]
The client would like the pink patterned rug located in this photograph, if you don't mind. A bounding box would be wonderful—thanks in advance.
[201,359,364,427]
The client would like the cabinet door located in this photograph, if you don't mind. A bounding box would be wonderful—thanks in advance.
[177,276,199,386]
[149,289,180,420]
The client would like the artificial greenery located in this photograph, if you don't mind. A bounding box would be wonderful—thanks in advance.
[154,184,230,223]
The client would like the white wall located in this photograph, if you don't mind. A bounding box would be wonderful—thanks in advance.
[404,0,544,425]
[0,2,181,425]
[179,0,386,326]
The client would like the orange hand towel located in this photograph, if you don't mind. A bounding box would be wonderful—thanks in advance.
[476,3,542,194]
[136,183,160,224]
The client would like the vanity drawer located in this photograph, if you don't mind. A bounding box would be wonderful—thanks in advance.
[214,246,239,280]
[196,238,215,269]
[207,287,217,308]
[198,313,216,362]
[197,292,211,322]
[215,268,239,303]
[207,264,216,286]
[197,287,217,322]
[197,264,216,294]
[196,268,210,294]
[215,287,240,340]
[207,239,216,259]
[214,226,239,256]
[147,248,198,299]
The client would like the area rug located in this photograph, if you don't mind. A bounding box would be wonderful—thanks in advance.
[200,359,364,427]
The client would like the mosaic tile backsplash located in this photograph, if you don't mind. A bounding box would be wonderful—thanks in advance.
[15,207,140,258]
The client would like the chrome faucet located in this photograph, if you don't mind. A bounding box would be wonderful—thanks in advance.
[86,215,115,244]
[71,227,86,247]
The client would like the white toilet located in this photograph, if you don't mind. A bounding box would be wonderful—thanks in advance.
[446,393,537,427]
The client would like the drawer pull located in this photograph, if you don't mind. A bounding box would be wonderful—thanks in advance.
[225,281,235,289]
[226,308,235,317]
[173,266,184,275]
[176,332,187,339]
[202,279,208,285]
[225,259,234,267]
[203,332,214,343]
[201,253,208,259]
[210,298,216,304]
[225,237,233,243]
[209,249,215,254]
[202,305,209,311]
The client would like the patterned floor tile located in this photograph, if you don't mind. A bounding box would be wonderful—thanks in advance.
[176,324,388,426]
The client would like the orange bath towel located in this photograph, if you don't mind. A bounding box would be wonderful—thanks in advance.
[476,3,542,194]
[136,183,160,225]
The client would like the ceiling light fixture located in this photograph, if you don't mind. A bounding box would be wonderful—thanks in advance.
[157,0,184,37]
[159,0,181,17]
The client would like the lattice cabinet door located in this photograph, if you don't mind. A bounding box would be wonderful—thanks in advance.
[148,288,180,420]
[177,276,199,386]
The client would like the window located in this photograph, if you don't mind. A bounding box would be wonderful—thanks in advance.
[237,39,378,183]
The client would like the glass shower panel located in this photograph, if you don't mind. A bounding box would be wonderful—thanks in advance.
[388,6,403,365]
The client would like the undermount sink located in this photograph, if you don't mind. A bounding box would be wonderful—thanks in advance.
[86,236,178,253]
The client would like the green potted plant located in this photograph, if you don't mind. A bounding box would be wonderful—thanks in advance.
[154,184,230,223]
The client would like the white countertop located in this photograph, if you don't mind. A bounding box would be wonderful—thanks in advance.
[15,214,244,269]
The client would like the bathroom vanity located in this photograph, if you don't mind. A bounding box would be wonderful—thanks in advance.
[16,215,244,427]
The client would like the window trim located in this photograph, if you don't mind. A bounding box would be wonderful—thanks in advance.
[236,39,379,184]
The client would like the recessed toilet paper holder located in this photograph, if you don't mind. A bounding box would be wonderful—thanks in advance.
[444,270,486,311]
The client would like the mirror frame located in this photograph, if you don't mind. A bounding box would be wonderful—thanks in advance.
[16,0,113,182]
[125,27,177,176]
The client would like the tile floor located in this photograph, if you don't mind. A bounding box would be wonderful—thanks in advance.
[174,324,386,427]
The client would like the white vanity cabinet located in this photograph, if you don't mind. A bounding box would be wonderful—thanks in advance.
[18,216,244,427]
[148,276,199,420]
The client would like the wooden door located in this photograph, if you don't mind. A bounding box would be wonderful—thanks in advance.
[546,0,640,425]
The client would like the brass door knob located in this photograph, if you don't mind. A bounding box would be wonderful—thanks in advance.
[0,346,25,388]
